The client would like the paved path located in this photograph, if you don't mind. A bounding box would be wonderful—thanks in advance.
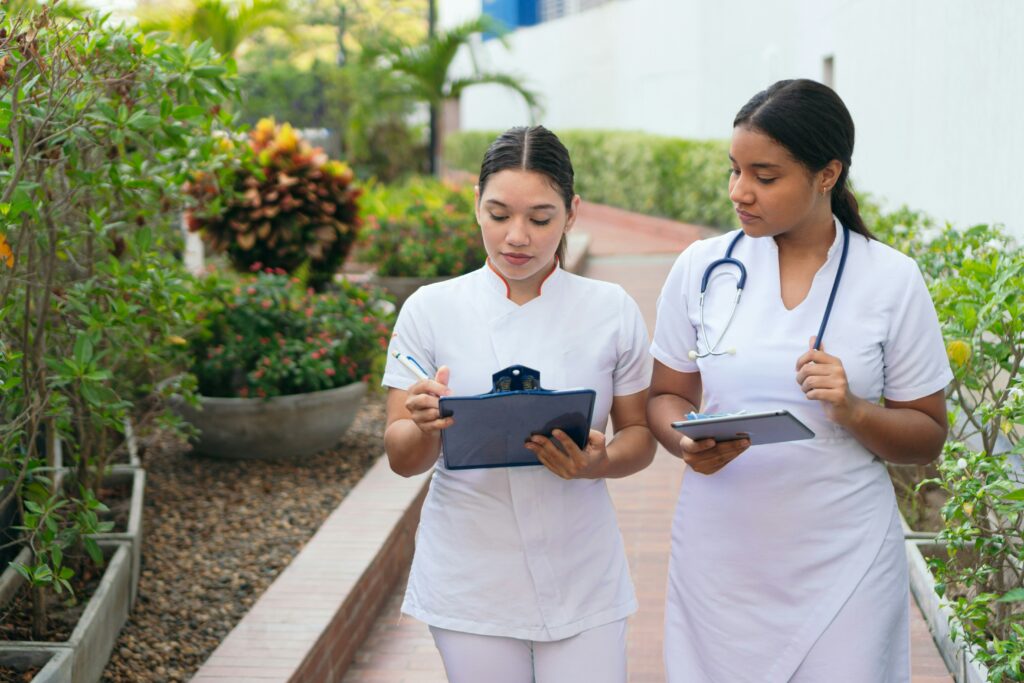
[342,202,951,683]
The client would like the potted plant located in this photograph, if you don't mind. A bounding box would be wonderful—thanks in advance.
[172,269,393,460]
[184,117,363,291]
[356,176,486,308]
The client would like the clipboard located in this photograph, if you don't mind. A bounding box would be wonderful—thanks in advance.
[671,410,814,446]
[439,365,596,470]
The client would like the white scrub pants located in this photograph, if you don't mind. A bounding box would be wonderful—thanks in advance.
[429,618,628,683]
[790,509,910,683]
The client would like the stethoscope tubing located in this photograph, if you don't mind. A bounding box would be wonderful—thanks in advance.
[692,225,849,359]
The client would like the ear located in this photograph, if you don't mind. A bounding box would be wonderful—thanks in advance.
[819,160,843,193]
[564,194,582,232]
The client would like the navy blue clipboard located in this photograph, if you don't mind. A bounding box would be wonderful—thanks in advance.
[439,365,596,470]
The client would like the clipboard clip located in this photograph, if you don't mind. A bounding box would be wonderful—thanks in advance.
[490,365,542,393]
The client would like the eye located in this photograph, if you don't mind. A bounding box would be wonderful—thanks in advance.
[729,168,739,178]
[757,177,777,185]
[488,213,509,222]
[531,218,552,226]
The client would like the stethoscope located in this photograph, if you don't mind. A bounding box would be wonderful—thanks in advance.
[688,225,850,360]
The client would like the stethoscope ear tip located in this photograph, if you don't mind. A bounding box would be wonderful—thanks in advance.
[687,350,698,361]
[726,348,737,355]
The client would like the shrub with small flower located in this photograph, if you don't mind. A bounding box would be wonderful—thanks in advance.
[184,118,362,290]
[356,177,485,278]
[189,268,393,399]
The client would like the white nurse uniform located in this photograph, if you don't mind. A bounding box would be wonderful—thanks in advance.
[651,221,952,682]
[382,263,651,643]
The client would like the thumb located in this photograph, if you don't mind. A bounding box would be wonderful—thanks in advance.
[809,335,825,352]
[435,365,450,387]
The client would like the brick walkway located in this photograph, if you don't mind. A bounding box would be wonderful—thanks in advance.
[341,202,951,682]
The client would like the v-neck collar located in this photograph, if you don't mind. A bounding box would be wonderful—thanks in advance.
[766,216,845,313]
[482,258,563,306]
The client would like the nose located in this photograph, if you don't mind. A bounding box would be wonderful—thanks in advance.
[729,174,752,206]
[505,217,530,246]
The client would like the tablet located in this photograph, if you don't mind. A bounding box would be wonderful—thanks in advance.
[671,410,814,446]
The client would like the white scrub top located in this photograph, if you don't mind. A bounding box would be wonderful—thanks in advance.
[651,221,952,682]
[383,263,652,641]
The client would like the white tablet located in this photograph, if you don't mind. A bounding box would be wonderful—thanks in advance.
[671,410,814,446]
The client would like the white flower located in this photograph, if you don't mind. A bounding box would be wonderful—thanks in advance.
[956,458,968,470]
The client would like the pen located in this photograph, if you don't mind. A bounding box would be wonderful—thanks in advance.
[390,350,430,381]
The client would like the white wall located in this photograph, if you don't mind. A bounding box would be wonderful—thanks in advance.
[442,0,1024,235]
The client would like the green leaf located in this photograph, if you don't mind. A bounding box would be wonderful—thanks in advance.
[997,588,1024,603]
[193,65,227,78]
[73,333,94,366]
[1001,488,1024,502]
[52,546,63,568]
[83,537,104,566]
[172,104,206,119]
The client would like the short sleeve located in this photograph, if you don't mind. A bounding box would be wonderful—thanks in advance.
[882,261,953,401]
[650,246,700,373]
[613,292,653,396]
[381,290,437,390]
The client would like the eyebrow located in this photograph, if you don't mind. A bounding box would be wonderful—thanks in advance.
[484,199,558,211]
[728,155,782,170]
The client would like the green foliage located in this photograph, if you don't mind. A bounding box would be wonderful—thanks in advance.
[445,130,735,229]
[0,7,236,632]
[184,118,362,290]
[356,177,484,278]
[188,271,393,398]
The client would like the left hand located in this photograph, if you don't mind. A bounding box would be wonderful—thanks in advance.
[795,336,864,425]
[525,428,609,480]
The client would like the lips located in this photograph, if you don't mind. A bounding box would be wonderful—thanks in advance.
[735,209,759,223]
[502,252,532,266]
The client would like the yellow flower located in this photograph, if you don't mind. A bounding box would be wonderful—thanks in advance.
[167,335,188,346]
[275,123,299,153]
[0,233,13,269]
[963,502,974,516]
[946,340,971,367]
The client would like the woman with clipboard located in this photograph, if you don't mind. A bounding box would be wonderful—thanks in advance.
[647,80,953,682]
[382,126,656,683]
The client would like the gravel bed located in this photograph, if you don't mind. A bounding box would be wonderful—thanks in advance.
[99,394,386,682]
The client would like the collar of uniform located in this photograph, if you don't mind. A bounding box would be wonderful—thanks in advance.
[483,258,563,301]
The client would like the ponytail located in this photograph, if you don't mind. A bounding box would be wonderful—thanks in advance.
[831,176,873,240]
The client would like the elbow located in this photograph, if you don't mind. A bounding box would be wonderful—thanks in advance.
[386,454,419,478]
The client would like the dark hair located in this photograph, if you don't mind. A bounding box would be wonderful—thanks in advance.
[478,125,575,264]
[733,79,873,240]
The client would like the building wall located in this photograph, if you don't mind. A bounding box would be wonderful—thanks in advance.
[441,0,1024,234]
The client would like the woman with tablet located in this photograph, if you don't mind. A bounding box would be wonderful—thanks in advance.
[382,126,656,683]
[647,79,952,682]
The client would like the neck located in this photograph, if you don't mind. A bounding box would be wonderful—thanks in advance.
[774,212,836,259]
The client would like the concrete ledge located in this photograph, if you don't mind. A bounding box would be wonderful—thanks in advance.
[190,456,430,683]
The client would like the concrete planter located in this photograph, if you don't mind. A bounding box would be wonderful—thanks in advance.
[173,381,368,460]
[905,538,990,683]
[0,542,131,683]
[370,274,451,310]
[90,466,146,609]
[0,645,73,683]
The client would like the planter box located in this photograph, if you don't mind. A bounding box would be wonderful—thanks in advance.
[90,466,146,610]
[0,545,32,608]
[172,381,368,460]
[905,539,990,683]
[0,541,132,683]
[0,645,73,683]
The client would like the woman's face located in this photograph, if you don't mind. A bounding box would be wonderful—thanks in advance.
[728,126,835,239]
[476,169,578,294]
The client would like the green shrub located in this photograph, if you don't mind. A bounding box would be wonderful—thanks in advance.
[355,177,485,278]
[445,130,735,229]
[189,271,393,398]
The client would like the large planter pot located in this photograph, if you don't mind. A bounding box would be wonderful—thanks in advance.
[0,541,132,683]
[370,274,452,310]
[172,381,368,460]
[905,539,990,683]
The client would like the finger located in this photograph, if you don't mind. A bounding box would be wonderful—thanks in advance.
[551,429,585,463]
[680,435,716,454]
[434,365,452,395]
[531,444,571,479]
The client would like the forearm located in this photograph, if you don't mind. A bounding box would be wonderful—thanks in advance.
[599,424,656,478]
[646,392,697,459]
[384,419,441,477]
[839,398,946,465]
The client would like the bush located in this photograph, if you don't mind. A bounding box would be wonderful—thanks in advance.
[444,130,735,229]
[355,177,485,278]
[184,118,362,290]
[189,270,393,398]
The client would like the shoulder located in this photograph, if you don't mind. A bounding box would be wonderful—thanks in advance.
[559,271,640,313]
[855,234,925,283]
[402,269,481,309]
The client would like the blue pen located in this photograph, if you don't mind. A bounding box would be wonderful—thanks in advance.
[390,350,430,381]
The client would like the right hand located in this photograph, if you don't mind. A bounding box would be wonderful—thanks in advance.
[404,365,454,434]
[678,434,750,475]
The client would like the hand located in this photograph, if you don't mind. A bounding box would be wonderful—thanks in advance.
[795,336,863,425]
[404,365,454,434]
[677,434,750,475]
[525,429,609,480]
